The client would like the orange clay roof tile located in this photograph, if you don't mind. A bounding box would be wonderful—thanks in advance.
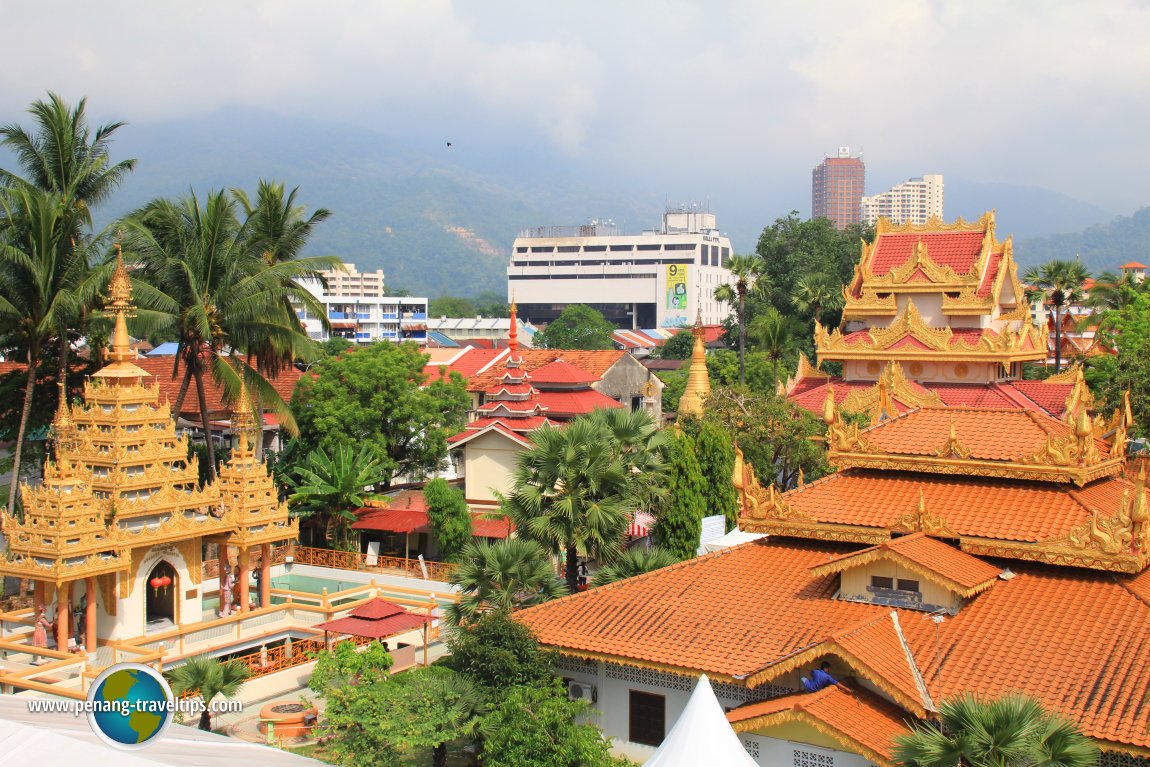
[856,407,1110,463]
[467,350,624,391]
[813,533,1001,592]
[519,538,1150,752]
[727,684,914,762]
[829,613,930,712]
[779,469,1148,543]
[869,232,987,275]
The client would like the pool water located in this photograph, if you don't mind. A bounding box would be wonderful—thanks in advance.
[271,573,359,593]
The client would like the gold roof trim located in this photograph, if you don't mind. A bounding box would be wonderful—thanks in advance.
[729,708,897,767]
[809,540,996,599]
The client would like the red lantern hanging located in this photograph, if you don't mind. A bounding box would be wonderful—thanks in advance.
[159,575,171,593]
[149,576,163,596]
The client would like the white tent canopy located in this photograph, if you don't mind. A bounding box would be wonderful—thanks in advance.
[0,694,325,767]
[643,675,758,767]
[702,529,766,553]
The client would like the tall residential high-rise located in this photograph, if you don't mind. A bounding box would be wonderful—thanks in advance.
[319,262,388,297]
[860,174,944,226]
[811,147,865,230]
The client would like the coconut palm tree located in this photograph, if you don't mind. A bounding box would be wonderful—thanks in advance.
[286,444,389,550]
[446,539,568,625]
[504,418,634,591]
[0,93,134,511]
[591,546,678,586]
[123,189,331,477]
[792,272,844,325]
[714,254,765,387]
[894,693,1098,767]
[749,307,804,384]
[166,655,250,731]
[0,188,74,511]
[1023,259,1090,373]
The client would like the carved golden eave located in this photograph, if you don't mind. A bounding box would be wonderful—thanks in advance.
[740,517,891,545]
[784,352,830,396]
[819,300,1047,365]
[1061,366,1096,422]
[829,451,1125,487]
[809,540,997,598]
[729,708,898,767]
[836,362,944,425]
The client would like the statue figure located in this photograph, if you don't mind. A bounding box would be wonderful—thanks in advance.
[32,604,50,648]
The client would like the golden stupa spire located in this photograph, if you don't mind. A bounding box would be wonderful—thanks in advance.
[51,378,78,457]
[676,307,710,422]
[107,244,136,364]
[508,290,519,358]
[230,373,259,460]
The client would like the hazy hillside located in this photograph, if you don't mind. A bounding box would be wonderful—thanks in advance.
[1014,207,1150,274]
[4,106,1134,295]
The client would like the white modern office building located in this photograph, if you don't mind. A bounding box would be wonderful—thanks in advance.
[860,174,944,226]
[507,208,737,329]
[295,269,428,345]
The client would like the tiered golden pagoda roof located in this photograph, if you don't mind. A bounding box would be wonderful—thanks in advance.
[0,247,297,585]
[216,377,298,548]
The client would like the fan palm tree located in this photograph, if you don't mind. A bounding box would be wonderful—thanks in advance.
[1023,259,1090,373]
[591,546,679,586]
[446,539,568,625]
[504,418,634,591]
[166,655,250,731]
[123,189,330,477]
[792,272,844,325]
[286,444,389,550]
[1085,270,1138,313]
[714,254,765,387]
[586,406,669,514]
[749,307,804,384]
[894,693,1098,767]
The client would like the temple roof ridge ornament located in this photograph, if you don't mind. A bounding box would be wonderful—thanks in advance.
[93,244,150,382]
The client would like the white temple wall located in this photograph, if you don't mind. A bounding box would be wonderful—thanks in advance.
[105,544,200,641]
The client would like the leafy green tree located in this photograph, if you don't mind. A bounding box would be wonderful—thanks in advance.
[324,665,485,767]
[692,419,739,531]
[1023,259,1090,373]
[446,539,568,625]
[287,444,389,550]
[479,680,632,767]
[749,307,805,384]
[656,368,688,413]
[423,478,473,562]
[442,610,556,695]
[165,655,250,731]
[320,336,353,357]
[1088,289,1150,438]
[704,386,830,490]
[504,418,633,590]
[713,254,765,387]
[657,329,695,359]
[894,693,1098,767]
[591,546,679,586]
[792,272,845,326]
[429,295,477,317]
[473,290,509,318]
[652,431,706,560]
[291,341,470,486]
[308,639,394,694]
[755,212,871,321]
[534,304,616,350]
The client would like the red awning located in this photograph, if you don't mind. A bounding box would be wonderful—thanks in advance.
[314,612,430,639]
[472,516,515,539]
[351,508,430,533]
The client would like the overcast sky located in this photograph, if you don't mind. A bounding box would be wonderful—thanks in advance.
[3,1,1149,216]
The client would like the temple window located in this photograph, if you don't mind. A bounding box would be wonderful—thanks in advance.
[628,690,665,747]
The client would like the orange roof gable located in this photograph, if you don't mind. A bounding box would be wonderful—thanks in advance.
[467,349,624,391]
[728,684,914,766]
[810,532,1001,596]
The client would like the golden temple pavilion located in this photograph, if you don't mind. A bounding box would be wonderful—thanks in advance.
[0,251,297,651]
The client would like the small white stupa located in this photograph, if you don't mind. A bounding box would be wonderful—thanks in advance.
[643,674,758,767]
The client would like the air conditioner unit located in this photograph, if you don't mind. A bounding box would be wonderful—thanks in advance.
[567,680,597,703]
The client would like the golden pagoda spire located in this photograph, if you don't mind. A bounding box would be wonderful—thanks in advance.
[230,373,259,460]
[676,308,710,423]
[508,291,519,359]
[107,244,136,364]
[51,379,78,457]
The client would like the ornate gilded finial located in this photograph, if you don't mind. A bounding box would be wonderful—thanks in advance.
[917,489,927,532]
[51,379,78,455]
[936,416,971,460]
[1075,406,1093,440]
[230,373,259,459]
[107,244,137,364]
[797,468,805,487]
[822,385,837,425]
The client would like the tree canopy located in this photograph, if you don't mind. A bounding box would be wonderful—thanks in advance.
[533,304,616,350]
[441,610,556,696]
[423,478,473,562]
[291,341,470,486]
[652,431,706,560]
